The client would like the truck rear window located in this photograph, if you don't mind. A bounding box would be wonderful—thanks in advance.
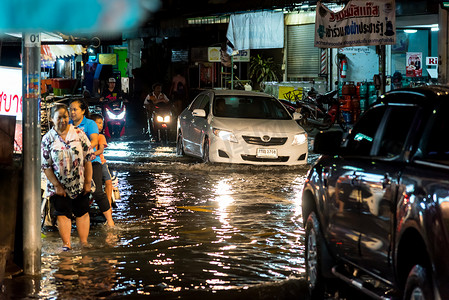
[423,103,449,165]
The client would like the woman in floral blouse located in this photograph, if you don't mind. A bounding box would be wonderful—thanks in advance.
[41,103,94,251]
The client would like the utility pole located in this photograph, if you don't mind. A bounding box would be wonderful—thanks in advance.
[22,33,41,275]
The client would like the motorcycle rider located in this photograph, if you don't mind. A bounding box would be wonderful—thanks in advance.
[100,77,126,104]
[144,83,170,138]
[144,82,169,108]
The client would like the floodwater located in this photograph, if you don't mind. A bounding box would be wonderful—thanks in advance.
[3,137,318,300]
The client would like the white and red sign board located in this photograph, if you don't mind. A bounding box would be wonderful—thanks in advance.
[0,66,22,152]
[426,57,438,66]
[0,67,22,120]
[314,0,396,48]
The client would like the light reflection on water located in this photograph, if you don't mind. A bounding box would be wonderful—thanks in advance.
[5,144,310,299]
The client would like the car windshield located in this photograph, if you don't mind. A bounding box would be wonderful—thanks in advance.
[213,96,291,120]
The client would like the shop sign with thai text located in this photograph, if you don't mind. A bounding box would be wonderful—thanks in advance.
[0,67,22,120]
[314,0,396,48]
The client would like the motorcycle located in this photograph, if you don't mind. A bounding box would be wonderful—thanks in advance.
[146,102,176,142]
[295,89,348,131]
[103,100,126,139]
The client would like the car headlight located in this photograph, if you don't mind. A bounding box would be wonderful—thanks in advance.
[212,128,238,143]
[292,133,307,145]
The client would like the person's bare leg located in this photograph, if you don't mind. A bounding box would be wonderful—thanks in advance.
[75,212,90,246]
[103,208,114,227]
[57,215,72,249]
[105,179,113,207]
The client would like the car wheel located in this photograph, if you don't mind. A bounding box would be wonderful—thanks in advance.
[202,137,210,163]
[176,133,184,155]
[305,211,335,299]
[403,264,434,300]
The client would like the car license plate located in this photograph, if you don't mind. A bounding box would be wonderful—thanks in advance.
[257,148,278,158]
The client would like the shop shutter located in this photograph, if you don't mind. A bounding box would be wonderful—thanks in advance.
[287,24,320,79]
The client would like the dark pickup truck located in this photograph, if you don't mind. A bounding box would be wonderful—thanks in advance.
[302,86,449,300]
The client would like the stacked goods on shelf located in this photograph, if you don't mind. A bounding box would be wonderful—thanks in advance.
[340,82,356,124]
[52,79,77,96]
[338,81,379,124]
[359,82,368,112]
[367,83,378,106]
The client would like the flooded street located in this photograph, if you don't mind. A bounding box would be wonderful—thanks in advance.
[4,134,313,300]
[3,133,361,299]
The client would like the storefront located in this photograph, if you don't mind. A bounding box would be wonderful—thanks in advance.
[282,3,439,91]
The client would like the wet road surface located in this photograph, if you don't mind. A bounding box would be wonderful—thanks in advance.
[2,132,362,299]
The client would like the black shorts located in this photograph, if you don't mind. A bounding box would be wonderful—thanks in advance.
[51,193,90,219]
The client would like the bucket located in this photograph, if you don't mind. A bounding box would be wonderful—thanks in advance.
[360,99,367,111]
[342,111,352,124]
[340,99,352,110]
[342,82,356,95]
[359,83,367,97]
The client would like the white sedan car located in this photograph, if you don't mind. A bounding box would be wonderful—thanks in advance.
[176,89,308,165]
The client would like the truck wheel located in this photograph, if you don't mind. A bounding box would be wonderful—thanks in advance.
[403,264,434,300]
[305,211,335,299]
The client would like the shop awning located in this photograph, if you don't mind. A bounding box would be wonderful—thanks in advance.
[46,44,85,58]
[40,44,85,68]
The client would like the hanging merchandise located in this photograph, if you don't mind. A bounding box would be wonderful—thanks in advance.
[340,57,347,78]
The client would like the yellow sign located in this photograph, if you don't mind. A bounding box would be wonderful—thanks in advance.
[208,47,221,62]
[278,86,303,101]
[98,53,117,65]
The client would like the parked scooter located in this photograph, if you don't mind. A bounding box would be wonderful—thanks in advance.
[146,102,176,142]
[104,100,126,138]
[295,89,347,131]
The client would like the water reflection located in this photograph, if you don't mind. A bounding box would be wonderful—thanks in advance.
[4,144,310,299]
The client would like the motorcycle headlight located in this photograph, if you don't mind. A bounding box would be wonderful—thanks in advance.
[106,108,115,119]
[156,115,171,123]
[213,128,238,143]
[106,108,126,120]
[292,133,307,145]
[116,110,126,120]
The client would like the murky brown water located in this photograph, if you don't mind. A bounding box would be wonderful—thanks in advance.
[3,139,314,299]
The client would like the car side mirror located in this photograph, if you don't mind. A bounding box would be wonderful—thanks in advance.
[292,112,302,120]
[192,109,206,118]
[313,130,344,155]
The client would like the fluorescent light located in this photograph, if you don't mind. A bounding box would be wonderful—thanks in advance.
[404,29,417,34]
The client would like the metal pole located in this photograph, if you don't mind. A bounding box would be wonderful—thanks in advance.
[22,32,41,275]
[231,56,234,90]
[379,45,386,94]
[439,6,448,84]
